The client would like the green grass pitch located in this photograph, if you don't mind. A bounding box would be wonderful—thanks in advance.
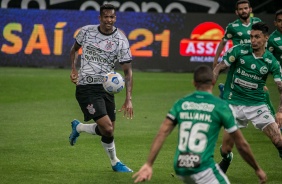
[0,67,281,184]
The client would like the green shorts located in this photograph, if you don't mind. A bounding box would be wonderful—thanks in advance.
[75,84,116,122]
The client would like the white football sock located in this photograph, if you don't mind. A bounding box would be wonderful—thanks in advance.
[76,123,97,135]
[101,141,120,166]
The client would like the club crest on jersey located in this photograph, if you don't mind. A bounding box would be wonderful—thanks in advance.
[105,41,114,51]
[240,59,245,64]
[251,64,256,69]
[260,66,268,74]
[87,104,96,115]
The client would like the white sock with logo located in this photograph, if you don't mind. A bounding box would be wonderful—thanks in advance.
[101,141,120,166]
[76,123,97,135]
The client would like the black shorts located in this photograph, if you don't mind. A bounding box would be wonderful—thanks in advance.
[75,84,116,122]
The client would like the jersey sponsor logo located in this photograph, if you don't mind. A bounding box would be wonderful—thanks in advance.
[274,37,281,41]
[234,78,258,89]
[181,102,215,112]
[265,58,272,64]
[237,32,243,36]
[239,39,251,44]
[232,23,239,27]
[177,153,201,168]
[260,66,268,74]
[87,104,96,115]
[236,68,262,80]
[86,76,94,83]
[241,50,248,54]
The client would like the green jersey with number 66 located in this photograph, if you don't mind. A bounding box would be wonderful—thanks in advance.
[222,44,282,106]
[167,91,238,176]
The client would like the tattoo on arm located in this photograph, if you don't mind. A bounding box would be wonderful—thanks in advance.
[213,62,228,81]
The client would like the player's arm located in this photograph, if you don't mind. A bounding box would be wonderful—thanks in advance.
[230,130,267,183]
[132,118,175,183]
[213,39,227,69]
[213,60,228,82]
[120,62,133,119]
[275,80,282,127]
[70,42,81,84]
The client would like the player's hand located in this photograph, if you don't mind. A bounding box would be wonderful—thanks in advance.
[132,163,152,183]
[70,69,78,84]
[255,168,267,184]
[119,99,133,119]
[275,112,282,128]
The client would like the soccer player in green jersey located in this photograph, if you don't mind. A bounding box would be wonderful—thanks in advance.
[132,65,267,184]
[213,0,261,69]
[267,9,282,65]
[213,22,282,174]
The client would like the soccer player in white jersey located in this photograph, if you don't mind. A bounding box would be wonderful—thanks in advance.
[69,4,133,172]
[213,22,282,174]
[132,65,266,184]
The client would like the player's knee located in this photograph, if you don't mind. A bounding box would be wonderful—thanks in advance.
[102,126,114,137]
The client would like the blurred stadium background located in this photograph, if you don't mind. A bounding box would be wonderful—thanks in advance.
[1,0,281,72]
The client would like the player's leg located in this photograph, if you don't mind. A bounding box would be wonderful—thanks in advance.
[98,92,132,172]
[262,122,282,158]
[219,130,234,173]
[69,85,104,145]
[249,104,282,158]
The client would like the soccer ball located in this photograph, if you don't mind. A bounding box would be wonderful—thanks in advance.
[103,71,125,94]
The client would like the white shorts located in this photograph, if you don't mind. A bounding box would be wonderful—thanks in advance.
[177,164,230,184]
[231,104,275,130]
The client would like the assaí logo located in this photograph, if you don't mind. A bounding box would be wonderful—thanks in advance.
[179,22,233,62]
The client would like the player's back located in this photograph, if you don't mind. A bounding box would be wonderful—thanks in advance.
[171,91,236,176]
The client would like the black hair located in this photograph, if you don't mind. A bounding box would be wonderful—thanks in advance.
[251,22,269,35]
[100,4,116,16]
[275,9,282,20]
[236,0,250,10]
[194,65,213,85]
